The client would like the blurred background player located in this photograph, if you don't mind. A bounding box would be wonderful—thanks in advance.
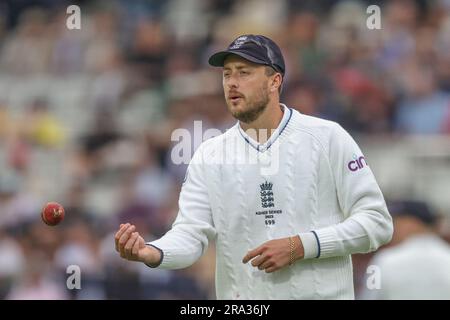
[360,200,450,299]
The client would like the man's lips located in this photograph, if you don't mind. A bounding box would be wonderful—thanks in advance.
[228,93,244,102]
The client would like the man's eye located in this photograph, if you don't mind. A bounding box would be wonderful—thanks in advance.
[240,70,249,75]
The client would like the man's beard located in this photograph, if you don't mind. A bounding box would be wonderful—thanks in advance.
[229,86,270,124]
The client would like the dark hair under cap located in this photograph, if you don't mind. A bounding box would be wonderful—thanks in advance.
[388,200,436,226]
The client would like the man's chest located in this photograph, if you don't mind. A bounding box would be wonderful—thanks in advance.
[205,137,327,234]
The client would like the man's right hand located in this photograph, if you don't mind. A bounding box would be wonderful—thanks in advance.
[114,223,161,266]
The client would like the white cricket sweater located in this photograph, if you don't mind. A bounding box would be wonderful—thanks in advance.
[149,104,393,299]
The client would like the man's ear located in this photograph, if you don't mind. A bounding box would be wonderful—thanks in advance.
[270,74,282,93]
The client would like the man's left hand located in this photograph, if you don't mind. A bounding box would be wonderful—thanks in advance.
[242,235,304,273]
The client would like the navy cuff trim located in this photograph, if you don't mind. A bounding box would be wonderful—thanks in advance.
[311,231,321,258]
[145,244,164,268]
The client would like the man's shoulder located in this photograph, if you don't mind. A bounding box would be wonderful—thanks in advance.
[289,109,343,144]
[192,123,239,159]
[201,123,238,147]
[291,110,340,131]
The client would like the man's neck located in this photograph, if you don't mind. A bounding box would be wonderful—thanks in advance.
[239,100,284,144]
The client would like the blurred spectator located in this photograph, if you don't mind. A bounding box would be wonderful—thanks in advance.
[0,8,52,74]
[0,231,25,299]
[0,170,40,229]
[54,220,105,299]
[394,64,450,134]
[0,102,12,140]
[6,252,69,300]
[360,200,450,299]
[21,98,66,148]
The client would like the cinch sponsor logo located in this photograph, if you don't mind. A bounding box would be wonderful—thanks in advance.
[348,154,367,172]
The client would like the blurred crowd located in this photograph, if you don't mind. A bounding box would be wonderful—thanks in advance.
[1,0,450,299]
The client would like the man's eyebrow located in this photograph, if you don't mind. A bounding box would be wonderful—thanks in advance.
[223,65,252,71]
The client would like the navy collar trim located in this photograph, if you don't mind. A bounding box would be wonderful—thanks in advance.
[238,105,293,153]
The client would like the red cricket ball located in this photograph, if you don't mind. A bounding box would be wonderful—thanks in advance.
[41,202,65,226]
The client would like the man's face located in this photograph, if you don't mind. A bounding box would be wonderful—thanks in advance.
[222,55,272,123]
[391,215,426,246]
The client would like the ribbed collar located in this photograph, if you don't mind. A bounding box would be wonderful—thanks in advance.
[237,103,293,152]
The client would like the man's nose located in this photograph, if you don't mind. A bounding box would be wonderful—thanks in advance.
[225,74,239,90]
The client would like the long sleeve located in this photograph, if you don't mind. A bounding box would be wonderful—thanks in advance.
[300,124,393,259]
[147,144,216,269]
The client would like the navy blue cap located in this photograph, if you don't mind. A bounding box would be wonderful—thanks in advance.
[388,200,436,226]
[208,34,285,76]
